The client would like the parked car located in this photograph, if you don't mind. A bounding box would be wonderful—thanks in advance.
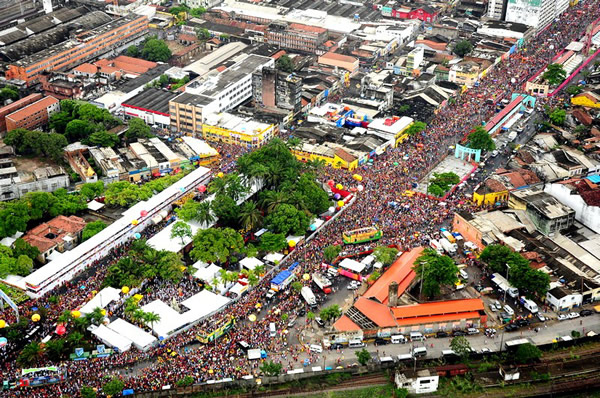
[331,343,345,349]
[436,331,449,338]
[374,338,389,346]
[489,303,497,312]
[537,313,546,322]
[467,328,480,335]
[515,319,530,327]
[568,312,580,319]
[298,307,306,317]
[480,347,492,354]
[580,309,593,317]
[315,317,325,327]
[452,330,466,337]
[505,324,519,332]
[558,314,568,321]
[347,281,360,290]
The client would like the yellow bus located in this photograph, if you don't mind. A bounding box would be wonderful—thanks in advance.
[342,227,382,245]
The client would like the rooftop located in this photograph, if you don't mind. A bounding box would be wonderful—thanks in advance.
[364,247,422,304]
[122,88,179,116]
[6,96,59,122]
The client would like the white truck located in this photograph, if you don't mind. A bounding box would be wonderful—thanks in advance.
[429,239,444,255]
[301,286,317,308]
[491,273,519,298]
[440,238,457,255]
[312,274,332,294]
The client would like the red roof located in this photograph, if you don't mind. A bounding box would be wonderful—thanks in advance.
[6,96,58,122]
[288,23,326,34]
[354,297,397,327]
[395,311,482,327]
[364,247,422,304]
[333,315,361,331]
[391,298,484,320]
[319,52,358,64]
[485,95,524,132]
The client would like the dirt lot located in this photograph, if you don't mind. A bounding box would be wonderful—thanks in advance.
[166,40,186,55]
[11,156,59,173]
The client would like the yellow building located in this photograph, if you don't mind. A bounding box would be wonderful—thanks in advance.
[473,188,509,206]
[292,143,358,171]
[201,113,278,148]
[571,92,600,108]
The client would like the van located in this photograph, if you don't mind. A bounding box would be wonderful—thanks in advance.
[379,356,394,364]
[412,346,427,358]
[269,322,276,337]
[373,261,383,270]
[442,349,457,357]
[309,344,323,353]
[398,353,413,361]
[349,339,365,348]
[503,305,515,316]
[237,341,251,352]
[459,269,469,280]
[410,331,425,342]
[391,334,407,344]
[327,268,338,278]
[361,255,375,267]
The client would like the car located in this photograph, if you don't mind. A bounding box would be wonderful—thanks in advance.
[374,338,389,346]
[347,283,360,290]
[298,308,306,317]
[315,317,325,327]
[489,304,497,312]
[568,312,580,319]
[331,343,345,350]
[580,309,593,317]
[287,316,297,328]
[515,319,530,327]
[558,314,568,321]
[452,330,466,337]
[491,150,499,157]
[537,313,546,322]
[467,328,480,335]
[436,331,449,338]
[494,300,502,309]
[504,324,519,332]
[480,347,492,354]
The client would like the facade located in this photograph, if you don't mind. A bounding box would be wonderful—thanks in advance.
[0,165,69,201]
[449,61,482,87]
[546,286,583,311]
[64,144,97,184]
[383,6,439,22]
[509,188,575,235]
[544,178,600,234]
[122,88,178,128]
[487,0,507,19]
[252,67,302,113]
[5,96,59,132]
[5,15,149,85]
[202,113,278,148]
[292,143,359,171]
[169,93,210,135]
[317,52,359,74]
[395,370,439,394]
[265,21,328,54]
[0,93,43,134]
[505,0,568,31]
[88,146,128,181]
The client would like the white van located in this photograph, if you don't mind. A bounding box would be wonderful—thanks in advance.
[410,331,425,342]
[522,298,538,314]
[412,346,427,358]
[349,339,365,348]
[397,353,413,361]
[391,334,407,344]
[459,269,469,280]
[373,261,383,270]
[503,305,515,316]
[442,349,457,357]
[269,322,276,337]
[379,356,394,364]
[309,344,323,353]
[361,255,375,267]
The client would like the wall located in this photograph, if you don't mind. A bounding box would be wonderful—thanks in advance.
[452,213,485,250]
[544,183,600,234]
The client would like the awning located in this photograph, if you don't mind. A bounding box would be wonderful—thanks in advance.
[87,200,105,211]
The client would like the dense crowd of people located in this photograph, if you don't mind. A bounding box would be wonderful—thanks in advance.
[1,2,599,395]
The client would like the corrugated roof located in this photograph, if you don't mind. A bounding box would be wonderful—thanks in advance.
[391,298,484,320]
[364,247,422,304]
[332,315,361,331]
[354,297,396,327]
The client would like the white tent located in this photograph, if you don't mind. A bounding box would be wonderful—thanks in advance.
[286,235,304,245]
[140,300,183,339]
[87,200,105,211]
[229,282,248,297]
[147,220,204,252]
[80,287,121,314]
[91,325,132,353]
[247,349,261,360]
[193,259,209,269]
[263,252,284,264]
[193,264,222,282]
[239,257,264,271]
[107,319,157,351]
[338,258,366,273]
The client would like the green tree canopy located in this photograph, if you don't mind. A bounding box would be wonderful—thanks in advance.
[260,360,283,376]
[1,86,19,101]
[82,220,107,242]
[406,121,427,136]
[356,348,371,366]
[265,203,310,236]
[171,221,192,245]
[467,126,496,151]
[211,194,240,228]
[428,172,460,196]
[196,27,211,40]
[373,246,399,266]
[190,227,246,264]
[239,201,263,231]
[281,172,330,215]
[80,181,105,201]
[479,244,513,273]
[514,343,542,364]
[259,232,288,253]
[64,119,94,142]
[450,335,471,359]
[276,54,294,73]
[542,63,567,86]
[142,38,172,62]
[102,377,125,397]
[86,130,120,147]
[125,118,152,142]
[126,45,140,57]
[413,249,459,298]
[319,304,342,323]
[12,238,40,260]
[237,138,300,189]
[548,107,566,125]
[453,40,473,57]
[323,244,342,263]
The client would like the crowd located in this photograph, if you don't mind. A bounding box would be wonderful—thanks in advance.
[1,2,599,395]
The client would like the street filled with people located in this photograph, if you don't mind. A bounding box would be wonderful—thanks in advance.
[1,2,600,396]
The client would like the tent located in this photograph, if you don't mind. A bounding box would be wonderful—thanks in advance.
[107,319,157,351]
[80,287,121,314]
[193,264,222,282]
[239,257,264,271]
[338,258,366,273]
[264,252,284,264]
[87,200,105,211]
[229,282,248,297]
[91,325,132,353]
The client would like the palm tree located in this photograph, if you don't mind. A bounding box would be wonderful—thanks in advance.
[142,311,161,330]
[239,201,263,231]
[196,201,215,227]
[208,175,228,196]
[45,339,66,362]
[57,310,73,325]
[254,264,266,277]
[304,159,326,173]
[18,342,45,366]
[225,174,249,201]
[124,297,139,317]
[247,271,259,286]
[86,307,105,326]
[67,331,84,349]
[259,191,289,213]
[132,309,146,325]
[286,137,302,150]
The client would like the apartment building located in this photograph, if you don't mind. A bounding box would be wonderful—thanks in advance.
[0,93,43,134]
[252,67,302,112]
[202,112,278,148]
[5,15,149,85]
[265,21,328,54]
[5,96,60,132]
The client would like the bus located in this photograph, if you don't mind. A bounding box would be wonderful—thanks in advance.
[505,338,531,350]
[342,227,382,244]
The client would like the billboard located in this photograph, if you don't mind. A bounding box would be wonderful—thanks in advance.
[505,0,541,27]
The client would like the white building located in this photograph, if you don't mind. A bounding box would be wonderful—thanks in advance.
[395,370,439,394]
[487,0,506,19]
[546,286,582,311]
[505,0,569,31]
[544,180,600,234]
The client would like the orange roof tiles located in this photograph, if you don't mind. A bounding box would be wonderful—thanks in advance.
[391,298,484,320]
[333,315,361,331]
[114,55,157,70]
[354,297,397,327]
[288,23,326,34]
[23,235,56,254]
[6,96,58,123]
[394,311,482,326]
[74,63,98,75]
[319,52,358,64]
[364,247,423,304]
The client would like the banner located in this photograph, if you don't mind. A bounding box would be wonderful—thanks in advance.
[0,289,19,319]
[21,367,58,376]
[197,317,235,344]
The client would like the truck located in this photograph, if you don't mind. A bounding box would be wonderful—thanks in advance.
[440,228,456,243]
[491,273,519,298]
[519,296,538,314]
[430,239,444,255]
[301,286,317,308]
[266,262,300,299]
[312,274,332,294]
[508,131,518,141]
[440,238,457,255]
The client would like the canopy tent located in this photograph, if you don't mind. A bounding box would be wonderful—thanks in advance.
[87,200,105,211]
[193,264,222,282]
[147,220,204,252]
[193,259,209,269]
[91,325,132,353]
[239,257,264,271]
[263,252,284,264]
[229,282,248,297]
[338,258,366,273]
[107,319,157,351]
[80,287,121,314]
[286,235,304,245]
[0,231,23,248]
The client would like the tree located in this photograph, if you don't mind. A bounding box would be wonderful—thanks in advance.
[373,246,399,266]
[175,375,195,387]
[12,255,33,276]
[453,40,473,57]
[514,343,542,364]
[265,203,310,236]
[548,107,566,125]
[428,172,460,196]
[45,339,66,361]
[467,126,496,151]
[368,270,381,283]
[12,238,40,260]
[259,190,290,213]
[283,172,330,215]
[196,27,211,40]
[277,54,294,73]
[171,221,192,245]
[0,201,31,238]
[479,244,513,273]
[450,336,471,360]
[86,130,119,147]
[142,311,161,330]
[81,386,97,398]
[566,85,582,96]
[323,245,342,264]
[64,119,94,142]
[142,38,172,62]
[102,377,125,396]
[239,201,263,232]
[260,360,283,376]
[189,7,207,17]
[319,304,342,323]
[356,348,371,366]
[18,342,45,366]
[413,249,459,298]
[127,45,140,57]
[190,227,246,264]
[291,281,303,293]
[259,232,288,253]
[406,121,427,136]
[80,181,105,201]
[307,311,316,322]
[1,86,19,101]
[211,194,240,227]
[125,118,152,142]
[542,63,567,86]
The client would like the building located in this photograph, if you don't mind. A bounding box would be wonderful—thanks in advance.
[395,370,439,394]
[265,21,328,54]
[202,112,278,148]
[0,93,43,134]
[487,0,507,19]
[88,146,129,181]
[544,177,600,234]
[509,188,576,235]
[5,96,59,132]
[477,20,533,40]
[546,286,583,311]
[252,67,302,112]
[396,47,424,76]
[452,210,527,251]
[317,52,359,75]
[22,215,87,263]
[367,116,414,147]
[382,5,439,22]
[122,88,179,128]
[39,72,87,100]
[292,142,359,171]
[449,61,483,87]
[0,163,69,201]
[64,143,97,184]
[505,0,569,31]
[5,14,149,85]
